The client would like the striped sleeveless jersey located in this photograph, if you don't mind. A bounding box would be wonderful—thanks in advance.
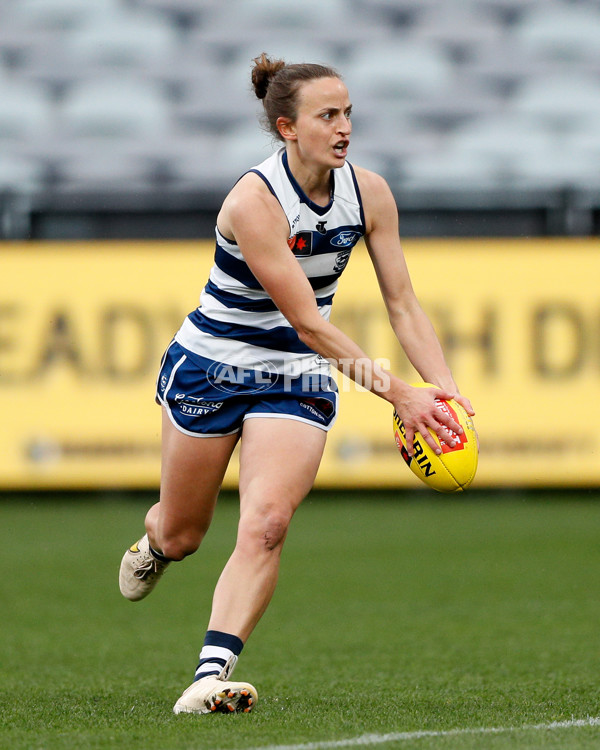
[175,148,366,377]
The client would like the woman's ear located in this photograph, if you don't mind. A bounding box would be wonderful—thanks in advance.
[276,117,297,142]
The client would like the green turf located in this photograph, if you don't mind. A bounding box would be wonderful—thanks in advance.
[1,490,600,749]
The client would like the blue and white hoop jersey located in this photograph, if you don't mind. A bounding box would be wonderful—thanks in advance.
[175,147,366,378]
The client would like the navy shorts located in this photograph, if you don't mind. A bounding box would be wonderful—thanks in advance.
[156,340,338,437]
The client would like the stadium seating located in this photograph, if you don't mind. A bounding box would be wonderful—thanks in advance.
[514,2,600,63]
[54,145,160,194]
[64,6,178,70]
[0,75,54,138]
[511,73,600,128]
[345,39,453,100]
[0,153,46,193]
[198,0,349,33]
[7,0,115,31]
[0,0,599,198]
[58,78,171,138]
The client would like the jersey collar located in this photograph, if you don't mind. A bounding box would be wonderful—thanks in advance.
[282,150,334,217]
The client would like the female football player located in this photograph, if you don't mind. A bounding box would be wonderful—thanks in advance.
[119,53,474,715]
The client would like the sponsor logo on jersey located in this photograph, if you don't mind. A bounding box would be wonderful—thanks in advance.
[287,231,313,256]
[315,220,328,234]
[330,230,360,248]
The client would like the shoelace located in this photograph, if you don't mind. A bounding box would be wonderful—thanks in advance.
[133,558,159,580]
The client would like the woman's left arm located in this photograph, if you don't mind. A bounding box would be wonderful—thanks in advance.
[355,166,474,416]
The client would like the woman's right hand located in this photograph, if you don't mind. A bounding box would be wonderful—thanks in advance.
[391,383,463,458]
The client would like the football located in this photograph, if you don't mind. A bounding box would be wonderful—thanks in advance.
[393,383,478,493]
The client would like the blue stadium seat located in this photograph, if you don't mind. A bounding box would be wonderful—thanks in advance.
[54,143,159,193]
[171,60,261,135]
[166,135,234,190]
[413,2,504,52]
[404,73,503,133]
[7,0,114,31]
[512,148,600,189]
[209,122,278,186]
[350,0,444,28]
[401,149,500,191]
[564,116,600,156]
[448,113,556,161]
[130,0,221,28]
[514,2,600,63]
[230,39,343,71]
[511,73,600,129]
[471,0,540,27]
[0,75,54,138]
[344,39,454,100]
[0,153,45,193]
[202,0,348,31]
[59,78,171,138]
[64,5,178,70]
[190,0,356,57]
[401,112,560,190]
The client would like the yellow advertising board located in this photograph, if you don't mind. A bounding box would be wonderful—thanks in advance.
[0,238,598,489]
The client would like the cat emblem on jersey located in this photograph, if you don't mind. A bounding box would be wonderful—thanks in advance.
[333,248,352,272]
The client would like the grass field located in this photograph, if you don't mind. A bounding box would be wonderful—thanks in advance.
[1,490,600,750]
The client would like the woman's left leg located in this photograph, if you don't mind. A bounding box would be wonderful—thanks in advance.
[173,416,327,714]
[208,416,328,641]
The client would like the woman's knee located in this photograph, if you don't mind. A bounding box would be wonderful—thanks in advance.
[238,506,292,553]
[155,529,204,561]
[148,513,209,560]
[145,501,214,561]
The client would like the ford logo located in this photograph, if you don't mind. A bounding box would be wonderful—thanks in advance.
[330,231,360,248]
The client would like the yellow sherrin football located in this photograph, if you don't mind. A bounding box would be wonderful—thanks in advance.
[393,383,478,493]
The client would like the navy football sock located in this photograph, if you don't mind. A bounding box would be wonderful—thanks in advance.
[148,543,171,564]
[194,630,244,682]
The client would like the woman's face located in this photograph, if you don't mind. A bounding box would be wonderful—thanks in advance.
[281,77,352,170]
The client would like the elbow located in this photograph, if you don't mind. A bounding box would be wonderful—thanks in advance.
[387,297,421,327]
[296,325,318,350]
[293,318,325,351]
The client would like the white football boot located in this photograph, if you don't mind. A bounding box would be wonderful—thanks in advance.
[119,534,170,601]
[173,657,258,715]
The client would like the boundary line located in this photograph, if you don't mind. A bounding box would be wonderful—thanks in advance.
[239,716,600,750]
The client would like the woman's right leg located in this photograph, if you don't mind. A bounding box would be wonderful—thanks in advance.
[119,408,239,602]
[145,408,240,560]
